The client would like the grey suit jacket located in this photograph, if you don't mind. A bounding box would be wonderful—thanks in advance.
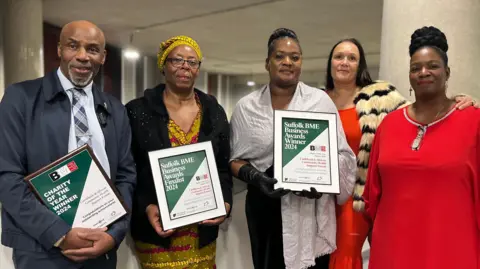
[0,71,136,253]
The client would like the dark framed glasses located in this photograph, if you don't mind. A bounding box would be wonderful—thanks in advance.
[166,58,201,69]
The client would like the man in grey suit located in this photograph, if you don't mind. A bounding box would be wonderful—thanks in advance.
[0,20,136,268]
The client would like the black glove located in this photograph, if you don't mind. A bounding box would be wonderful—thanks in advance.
[293,187,323,199]
[238,164,290,198]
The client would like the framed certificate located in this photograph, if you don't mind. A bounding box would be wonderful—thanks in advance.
[148,141,226,230]
[25,145,128,228]
[273,110,340,193]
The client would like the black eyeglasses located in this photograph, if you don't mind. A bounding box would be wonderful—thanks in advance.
[166,58,201,69]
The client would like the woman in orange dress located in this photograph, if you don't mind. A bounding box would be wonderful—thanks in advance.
[126,35,232,269]
[331,107,366,269]
[325,38,477,269]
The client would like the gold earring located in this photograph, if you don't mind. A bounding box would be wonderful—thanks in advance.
[445,81,449,89]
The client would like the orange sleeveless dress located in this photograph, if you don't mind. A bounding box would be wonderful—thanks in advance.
[329,107,370,269]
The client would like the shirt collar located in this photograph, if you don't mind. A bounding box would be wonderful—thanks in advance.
[56,68,93,94]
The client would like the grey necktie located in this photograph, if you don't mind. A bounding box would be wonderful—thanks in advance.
[69,88,92,147]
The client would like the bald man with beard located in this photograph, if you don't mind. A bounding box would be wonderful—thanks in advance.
[0,20,136,268]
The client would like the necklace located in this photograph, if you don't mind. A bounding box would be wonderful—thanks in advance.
[410,102,452,151]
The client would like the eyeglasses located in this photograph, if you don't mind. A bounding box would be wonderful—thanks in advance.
[166,58,201,69]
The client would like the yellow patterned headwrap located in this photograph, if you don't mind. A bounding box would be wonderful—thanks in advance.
[157,35,202,72]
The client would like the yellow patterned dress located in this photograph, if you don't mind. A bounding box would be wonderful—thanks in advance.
[135,98,217,269]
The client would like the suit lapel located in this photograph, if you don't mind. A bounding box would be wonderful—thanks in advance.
[42,72,71,160]
[92,83,117,179]
[92,84,116,178]
[56,97,72,157]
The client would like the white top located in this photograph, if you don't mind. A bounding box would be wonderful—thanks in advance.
[230,82,356,269]
[57,68,111,178]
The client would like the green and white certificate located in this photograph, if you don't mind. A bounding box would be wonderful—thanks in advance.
[273,110,340,193]
[26,145,127,228]
[148,141,226,230]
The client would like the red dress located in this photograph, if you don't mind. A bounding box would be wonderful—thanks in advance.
[364,106,480,269]
[330,107,370,269]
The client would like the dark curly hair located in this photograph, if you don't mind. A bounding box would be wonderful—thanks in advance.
[325,38,373,90]
[266,28,302,58]
[409,26,449,66]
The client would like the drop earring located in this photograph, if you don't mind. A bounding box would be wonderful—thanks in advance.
[409,87,413,96]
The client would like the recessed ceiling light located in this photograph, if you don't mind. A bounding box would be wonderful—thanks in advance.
[124,49,140,60]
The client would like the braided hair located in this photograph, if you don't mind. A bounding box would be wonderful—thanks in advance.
[267,28,302,58]
[409,26,449,66]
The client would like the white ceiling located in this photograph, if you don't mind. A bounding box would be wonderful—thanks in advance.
[43,0,383,74]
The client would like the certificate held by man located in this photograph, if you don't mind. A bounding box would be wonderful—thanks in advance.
[274,110,340,193]
[25,145,128,228]
[148,141,226,231]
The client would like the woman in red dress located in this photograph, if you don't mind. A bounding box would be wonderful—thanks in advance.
[364,26,480,269]
[325,37,477,269]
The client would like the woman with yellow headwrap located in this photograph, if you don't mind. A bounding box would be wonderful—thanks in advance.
[126,35,233,269]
